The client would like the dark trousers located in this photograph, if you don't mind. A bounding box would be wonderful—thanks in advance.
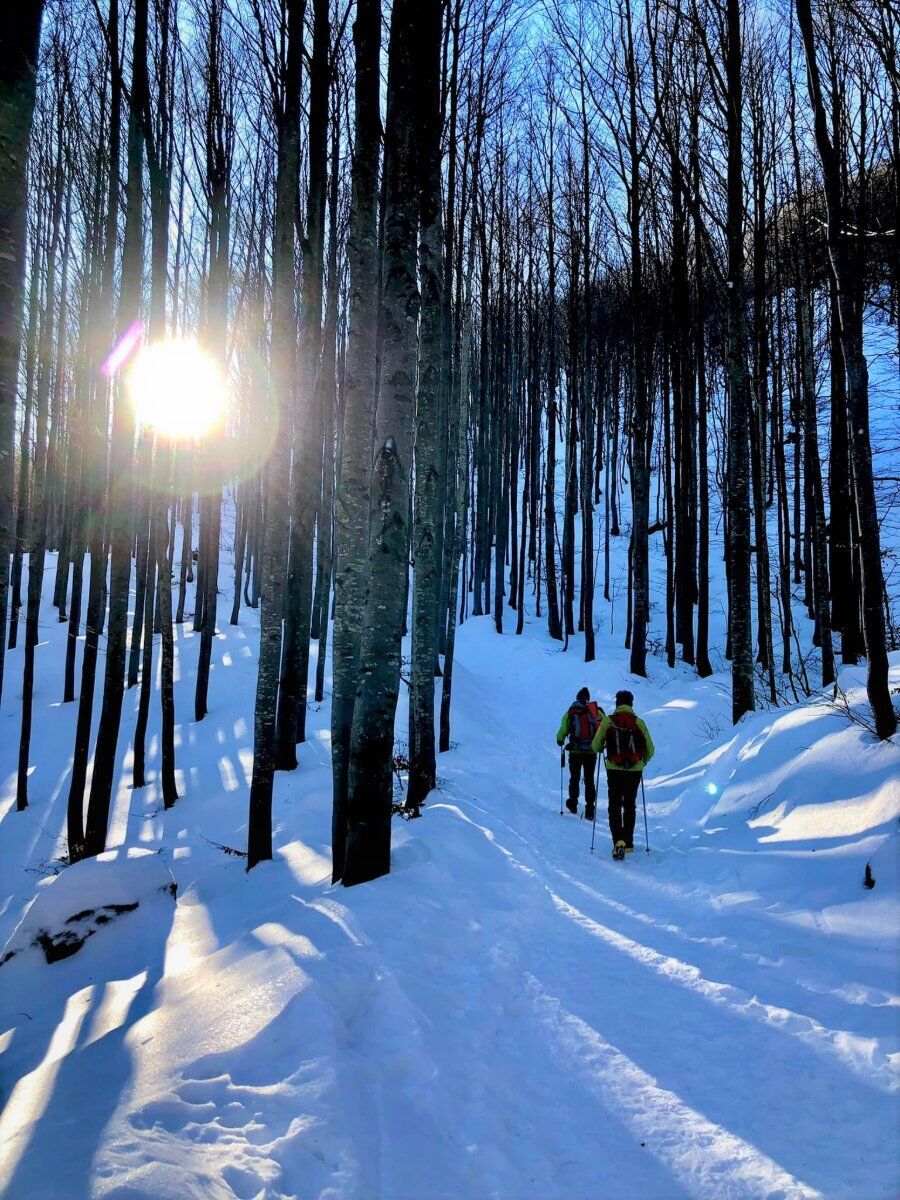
[568,753,597,810]
[607,770,641,847]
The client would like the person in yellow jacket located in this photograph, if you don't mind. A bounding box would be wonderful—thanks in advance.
[591,690,655,858]
[556,688,603,819]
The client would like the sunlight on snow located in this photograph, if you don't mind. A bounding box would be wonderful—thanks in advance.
[163,895,218,977]
[253,923,321,960]
[752,783,900,842]
[0,988,94,1192]
[81,972,148,1049]
[218,757,240,793]
[279,840,332,886]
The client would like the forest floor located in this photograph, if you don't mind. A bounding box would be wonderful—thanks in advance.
[0,550,898,1198]
[1,312,898,1200]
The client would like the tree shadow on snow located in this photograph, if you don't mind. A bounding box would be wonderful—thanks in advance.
[0,890,176,1199]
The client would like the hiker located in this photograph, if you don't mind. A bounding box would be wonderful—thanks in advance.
[591,690,655,859]
[556,688,603,818]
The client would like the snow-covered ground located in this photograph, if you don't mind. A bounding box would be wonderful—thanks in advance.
[0,307,897,1198]
[1,528,898,1197]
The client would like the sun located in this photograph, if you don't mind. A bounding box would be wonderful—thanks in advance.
[128,339,227,439]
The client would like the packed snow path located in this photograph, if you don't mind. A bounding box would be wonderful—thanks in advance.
[1,587,898,1199]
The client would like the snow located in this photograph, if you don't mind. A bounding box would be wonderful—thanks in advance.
[2,847,175,966]
[1,545,898,1198]
[0,307,897,1198]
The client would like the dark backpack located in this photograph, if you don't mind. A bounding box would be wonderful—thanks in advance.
[568,701,600,752]
[605,710,646,768]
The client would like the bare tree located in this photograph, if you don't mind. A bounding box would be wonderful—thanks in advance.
[343,0,426,886]
[0,1,45,706]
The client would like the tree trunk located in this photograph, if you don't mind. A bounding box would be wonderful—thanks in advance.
[0,0,45,706]
[331,0,380,883]
[247,0,304,869]
[344,0,423,887]
[408,0,444,812]
[83,0,150,857]
[544,130,562,642]
[724,0,755,723]
[67,0,120,859]
[17,77,67,810]
[314,115,340,707]
[625,0,649,678]
[828,280,857,663]
[196,0,230,723]
[276,0,328,763]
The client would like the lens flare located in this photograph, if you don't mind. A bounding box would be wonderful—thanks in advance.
[128,339,227,439]
[705,782,719,796]
[103,320,143,377]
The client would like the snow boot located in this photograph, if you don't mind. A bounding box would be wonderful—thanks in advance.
[612,841,626,861]
[624,846,634,855]
[584,805,595,822]
[566,799,578,815]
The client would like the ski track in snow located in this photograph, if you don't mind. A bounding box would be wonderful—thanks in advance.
[450,795,897,1096]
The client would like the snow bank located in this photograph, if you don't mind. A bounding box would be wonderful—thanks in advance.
[1,847,176,965]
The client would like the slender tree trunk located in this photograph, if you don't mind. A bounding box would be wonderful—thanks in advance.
[8,225,43,654]
[724,0,755,723]
[247,0,304,869]
[83,0,149,856]
[230,481,246,626]
[544,136,562,642]
[128,434,153,687]
[625,0,649,678]
[796,287,834,687]
[0,1,45,704]
[276,0,328,762]
[67,0,120,859]
[331,0,380,882]
[750,108,774,700]
[16,86,66,810]
[439,210,475,754]
[664,351,676,668]
[314,115,340,706]
[133,500,157,788]
[828,280,856,663]
[408,0,444,812]
[176,486,192,622]
[196,0,230,723]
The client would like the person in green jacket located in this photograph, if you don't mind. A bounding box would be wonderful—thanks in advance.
[591,690,655,858]
[556,688,603,819]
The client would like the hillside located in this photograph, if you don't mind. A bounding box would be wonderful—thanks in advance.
[1,553,897,1199]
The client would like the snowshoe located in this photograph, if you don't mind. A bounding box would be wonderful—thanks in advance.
[612,841,626,861]
[624,846,634,855]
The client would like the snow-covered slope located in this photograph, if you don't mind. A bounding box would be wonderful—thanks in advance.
[1,304,898,1198]
[1,557,898,1198]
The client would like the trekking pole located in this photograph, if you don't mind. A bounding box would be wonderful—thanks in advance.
[559,746,565,815]
[590,754,601,854]
[641,775,650,853]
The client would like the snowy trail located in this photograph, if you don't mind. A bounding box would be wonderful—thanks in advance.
[1,571,898,1198]
[457,797,897,1099]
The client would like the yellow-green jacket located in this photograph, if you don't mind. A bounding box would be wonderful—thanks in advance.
[556,702,603,753]
[591,705,655,772]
